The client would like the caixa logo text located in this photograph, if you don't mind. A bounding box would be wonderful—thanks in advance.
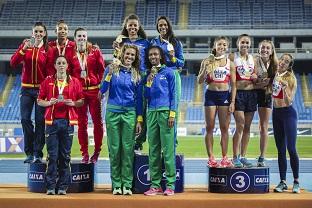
[71,172,91,183]
[254,175,269,185]
[210,175,227,185]
[29,172,45,181]
[161,169,181,180]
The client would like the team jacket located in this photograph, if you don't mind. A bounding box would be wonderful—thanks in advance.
[122,38,150,73]
[10,43,50,88]
[150,36,185,69]
[70,46,105,90]
[100,66,143,115]
[37,75,84,125]
[144,65,176,112]
[47,39,76,76]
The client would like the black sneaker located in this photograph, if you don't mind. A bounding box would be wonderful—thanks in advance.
[274,181,288,193]
[24,155,34,163]
[134,144,143,155]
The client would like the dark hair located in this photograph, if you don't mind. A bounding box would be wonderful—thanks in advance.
[33,21,49,52]
[54,55,70,83]
[121,14,147,39]
[146,45,166,70]
[236,33,251,48]
[156,16,178,48]
[74,27,94,52]
[74,27,86,37]
[281,53,294,73]
[56,19,67,28]
[211,36,229,56]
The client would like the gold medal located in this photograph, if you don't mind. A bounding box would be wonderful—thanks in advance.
[116,35,127,43]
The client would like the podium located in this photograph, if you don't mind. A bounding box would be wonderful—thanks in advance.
[28,162,94,193]
[132,154,184,193]
[209,167,270,193]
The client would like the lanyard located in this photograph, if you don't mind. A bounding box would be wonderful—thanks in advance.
[56,39,68,56]
[77,51,87,72]
[57,79,67,95]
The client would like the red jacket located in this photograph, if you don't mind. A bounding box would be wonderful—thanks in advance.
[47,39,76,76]
[10,43,50,88]
[70,46,105,90]
[37,75,84,125]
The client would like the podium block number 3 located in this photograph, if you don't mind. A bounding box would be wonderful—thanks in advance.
[230,172,250,192]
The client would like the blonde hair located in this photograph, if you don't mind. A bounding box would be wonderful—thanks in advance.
[112,44,141,84]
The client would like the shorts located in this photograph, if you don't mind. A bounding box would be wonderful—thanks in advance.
[256,89,272,108]
[235,90,257,112]
[204,90,230,106]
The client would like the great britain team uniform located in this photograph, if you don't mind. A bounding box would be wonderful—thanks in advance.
[144,65,176,191]
[272,72,299,183]
[204,57,231,106]
[233,52,257,112]
[38,75,84,192]
[100,66,143,190]
[71,46,105,161]
[10,42,50,160]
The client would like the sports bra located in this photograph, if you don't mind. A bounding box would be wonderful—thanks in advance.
[234,52,255,81]
[206,58,231,84]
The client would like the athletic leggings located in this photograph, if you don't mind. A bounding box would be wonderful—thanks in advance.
[272,105,299,181]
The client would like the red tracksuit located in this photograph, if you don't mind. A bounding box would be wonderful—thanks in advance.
[70,45,105,156]
[47,39,76,76]
[11,43,49,87]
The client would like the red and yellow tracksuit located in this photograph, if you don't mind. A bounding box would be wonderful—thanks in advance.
[70,46,105,157]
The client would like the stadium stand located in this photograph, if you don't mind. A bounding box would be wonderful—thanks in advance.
[0,0,311,29]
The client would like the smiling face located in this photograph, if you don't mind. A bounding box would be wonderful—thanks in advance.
[55,56,68,75]
[157,19,168,37]
[237,36,251,55]
[148,48,161,66]
[56,23,69,40]
[75,30,88,51]
[122,48,136,67]
[214,39,228,57]
[32,26,46,42]
[278,54,292,72]
[126,19,139,36]
[259,41,273,60]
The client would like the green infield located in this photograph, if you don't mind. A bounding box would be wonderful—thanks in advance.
[1,136,311,159]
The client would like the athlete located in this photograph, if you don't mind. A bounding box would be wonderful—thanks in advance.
[198,36,234,168]
[37,55,84,195]
[10,22,50,163]
[230,34,257,168]
[254,40,278,167]
[272,54,300,194]
[144,46,176,196]
[71,27,105,163]
[150,16,185,147]
[112,14,150,153]
[99,44,143,195]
